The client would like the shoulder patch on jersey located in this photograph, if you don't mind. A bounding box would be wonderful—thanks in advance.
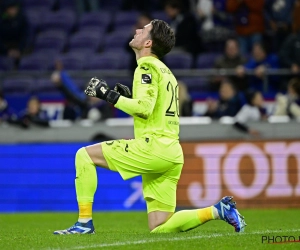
[141,74,152,84]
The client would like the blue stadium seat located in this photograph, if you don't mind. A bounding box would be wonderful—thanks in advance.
[0,56,14,71]
[19,54,51,71]
[164,52,193,69]
[40,10,76,33]
[114,11,139,29]
[196,53,221,69]
[79,11,111,31]
[58,0,76,10]
[151,11,170,22]
[2,77,34,95]
[77,25,106,37]
[68,30,104,53]
[22,0,55,10]
[113,25,134,34]
[179,77,209,92]
[101,0,123,11]
[25,9,43,32]
[66,48,95,56]
[103,31,131,51]
[86,52,130,71]
[30,50,60,62]
[33,78,61,95]
[56,52,88,70]
[34,30,67,53]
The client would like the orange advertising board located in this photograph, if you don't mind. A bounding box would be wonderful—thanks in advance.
[178,141,300,208]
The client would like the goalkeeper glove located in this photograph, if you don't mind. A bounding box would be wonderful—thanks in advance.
[84,77,120,105]
[114,83,132,98]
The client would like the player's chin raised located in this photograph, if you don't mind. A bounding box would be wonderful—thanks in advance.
[129,39,134,46]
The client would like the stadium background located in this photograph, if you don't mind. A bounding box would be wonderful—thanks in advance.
[0,0,300,214]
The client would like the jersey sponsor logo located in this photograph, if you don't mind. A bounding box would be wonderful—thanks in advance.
[168,121,179,125]
[141,74,152,84]
[160,68,172,74]
[140,66,149,71]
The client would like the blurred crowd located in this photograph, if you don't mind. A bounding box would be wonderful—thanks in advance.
[0,0,300,135]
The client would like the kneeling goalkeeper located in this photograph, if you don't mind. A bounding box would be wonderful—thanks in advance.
[54,20,246,234]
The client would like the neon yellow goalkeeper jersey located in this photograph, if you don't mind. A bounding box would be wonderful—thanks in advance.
[115,56,183,163]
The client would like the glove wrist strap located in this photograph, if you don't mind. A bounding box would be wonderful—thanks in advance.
[106,90,120,105]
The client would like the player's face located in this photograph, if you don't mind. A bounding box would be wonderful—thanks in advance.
[129,23,152,50]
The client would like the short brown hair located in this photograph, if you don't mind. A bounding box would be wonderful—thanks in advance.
[150,19,175,58]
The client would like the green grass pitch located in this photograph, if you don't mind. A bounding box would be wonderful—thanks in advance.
[1,210,300,250]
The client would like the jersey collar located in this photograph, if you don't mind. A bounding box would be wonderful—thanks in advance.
[137,56,157,65]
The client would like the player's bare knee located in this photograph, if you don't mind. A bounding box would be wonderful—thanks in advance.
[149,221,158,231]
[85,143,110,169]
[148,219,163,231]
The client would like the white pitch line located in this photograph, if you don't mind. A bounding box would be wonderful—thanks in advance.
[46,228,300,250]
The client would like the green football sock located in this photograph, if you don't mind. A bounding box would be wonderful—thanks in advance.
[75,147,97,204]
[151,207,215,233]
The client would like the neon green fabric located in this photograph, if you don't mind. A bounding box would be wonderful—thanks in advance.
[151,209,201,233]
[146,198,175,213]
[75,147,97,203]
[114,56,183,164]
[102,138,183,207]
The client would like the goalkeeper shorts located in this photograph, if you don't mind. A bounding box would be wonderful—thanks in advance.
[101,137,183,210]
